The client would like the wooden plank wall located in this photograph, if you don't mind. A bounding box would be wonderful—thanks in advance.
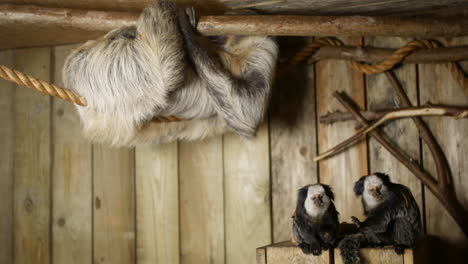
[0,36,467,264]
[419,37,468,262]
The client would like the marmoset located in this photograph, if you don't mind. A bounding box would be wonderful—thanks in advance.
[339,173,421,264]
[292,184,339,255]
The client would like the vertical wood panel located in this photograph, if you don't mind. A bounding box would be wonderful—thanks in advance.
[224,124,271,264]
[136,143,179,264]
[365,37,423,214]
[419,36,468,242]
[179,138,225,264]
[93,147,135,264]
[270,57,318,242]
[13,47,51,264]
[256,247,266,264]
[0,50,14,264]
[316,37,368,221]
[52,45,93,264]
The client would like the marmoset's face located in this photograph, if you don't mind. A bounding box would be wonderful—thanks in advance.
[306,185,331,208]
[364,175,388,201]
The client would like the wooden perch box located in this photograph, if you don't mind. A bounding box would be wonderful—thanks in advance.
[257,241,331,264]
[334,248,415,264]
[257,241,421,264]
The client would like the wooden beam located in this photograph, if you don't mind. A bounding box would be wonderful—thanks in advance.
[0,4,138,32]
[2,4,468,49]
[198,15,468,37]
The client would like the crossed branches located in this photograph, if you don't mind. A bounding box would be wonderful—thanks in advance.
[315,71,468,237]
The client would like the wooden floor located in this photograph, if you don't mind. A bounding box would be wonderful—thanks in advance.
[0,36,467,264]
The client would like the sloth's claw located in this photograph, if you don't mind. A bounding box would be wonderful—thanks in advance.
[185,6,197,28]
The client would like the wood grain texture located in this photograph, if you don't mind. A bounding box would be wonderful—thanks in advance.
[52,44,93,264]
[93,147,135,264]
[9,0,225,12]
[270,59,318,243]
[136,143,179,264]
[256,247,267,264]
[225,0,468,16]
[13,47,51,264]
[334,247,406,264]
[266,242,330,264]
[224,124,271,264]
[404,248,415,264]
[179,137,225,264]
[316,36,368,222]
[419,37,468,243]
[0,0,225,49]
[0,49,14,264]
[365,37,423,218]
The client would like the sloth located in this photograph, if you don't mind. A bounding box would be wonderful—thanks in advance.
[292,184,339,255]
[339,173,421,264]
[63,0,278,146]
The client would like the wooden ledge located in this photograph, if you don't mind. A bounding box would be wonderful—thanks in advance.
[257,241,332,264]
[257,241,420,264]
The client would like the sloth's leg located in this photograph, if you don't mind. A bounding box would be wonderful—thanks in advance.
[177,8,277,136]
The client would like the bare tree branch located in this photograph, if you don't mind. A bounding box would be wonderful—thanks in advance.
[314,105,468,161]
[320,90,468,237]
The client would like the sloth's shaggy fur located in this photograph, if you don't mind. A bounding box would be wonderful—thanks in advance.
[63,1,278,146]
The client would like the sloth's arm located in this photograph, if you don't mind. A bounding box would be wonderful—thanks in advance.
[137,1,186,92]
[176,8,277,136]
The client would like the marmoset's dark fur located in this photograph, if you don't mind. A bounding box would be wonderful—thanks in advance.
[63,0,277,146]
[339,173,421,264]
[292,184,339,255]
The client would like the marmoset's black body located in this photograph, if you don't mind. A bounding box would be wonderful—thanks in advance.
[339,173,421,264]
[292,184,339,255]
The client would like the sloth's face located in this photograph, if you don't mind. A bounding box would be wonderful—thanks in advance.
[364,175,388,201]
[63,24,164,110]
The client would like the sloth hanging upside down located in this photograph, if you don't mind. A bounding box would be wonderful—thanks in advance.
[63,0,278,146]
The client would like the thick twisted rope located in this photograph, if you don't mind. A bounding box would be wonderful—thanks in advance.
[349,40,439,73]
[0,64,87,106]
[0,64,184,122]
[350,39,468,94]
[283,38,468,95]
[279,37,343,73]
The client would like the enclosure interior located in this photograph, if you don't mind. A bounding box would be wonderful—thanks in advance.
[1,1,468,264]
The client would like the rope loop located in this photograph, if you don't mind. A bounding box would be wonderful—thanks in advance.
[282,38,467,94]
